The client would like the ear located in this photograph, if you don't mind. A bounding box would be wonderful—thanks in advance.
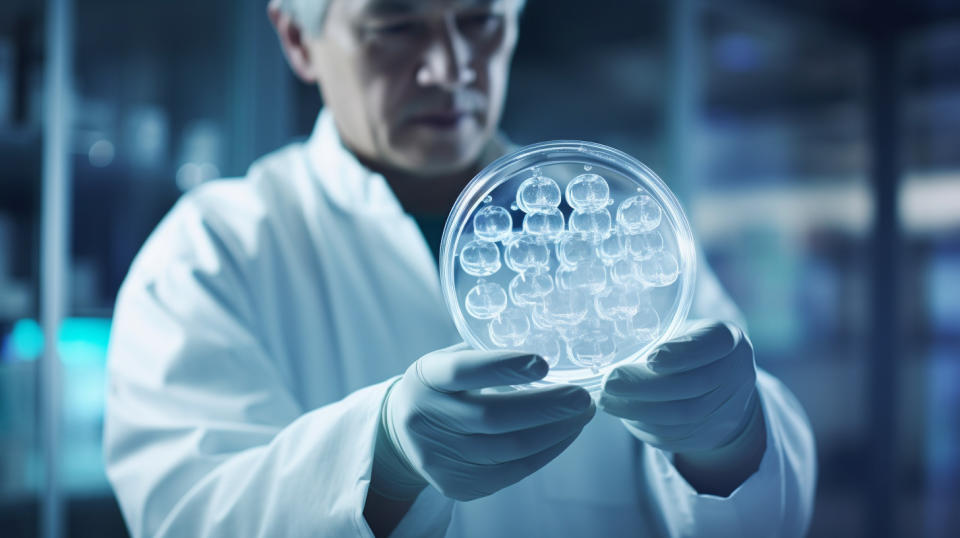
[268,0,319,83]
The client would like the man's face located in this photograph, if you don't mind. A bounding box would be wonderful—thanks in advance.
[306,0,520,177]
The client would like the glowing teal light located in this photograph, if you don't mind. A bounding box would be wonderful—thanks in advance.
[1,318,111,365]
[7,318,44,361]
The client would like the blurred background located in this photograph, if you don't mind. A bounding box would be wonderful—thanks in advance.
[1,0,958,536]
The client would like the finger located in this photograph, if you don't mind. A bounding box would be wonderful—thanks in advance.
[618,384,758,452]
[481,429,583,495]
[418,348,549,392]
[449,402,596,464]
[602,361,721,401]
[426,430,584,502]
[599,385,731,425]
[420,384,592,435]
[646,320,742,375]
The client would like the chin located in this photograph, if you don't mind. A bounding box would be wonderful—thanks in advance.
[395,142,486,177]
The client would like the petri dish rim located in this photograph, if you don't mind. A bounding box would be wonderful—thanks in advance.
[439,140,697,393]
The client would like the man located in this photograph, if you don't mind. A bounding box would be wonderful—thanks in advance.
[103,0,816,536]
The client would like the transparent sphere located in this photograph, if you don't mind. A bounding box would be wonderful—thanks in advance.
[505,235,551,272]
[460,240,501,277]
[595,285,642,321]
[465,280,508,320]
[626,231,664,261]
[617,194,662,233]
[531,301,556,330]
[556,261,607,295]
[523,329,563,368]
[565,325,617,370]
[522,208,565,239]
[556,233,597,267]
[640,251,680,287]
[566,173,611,211]
[516,175,562,212]
[473,205,513,242]
[540,288,589,327]
[489,308,531,348]
[598,232,627,263]
[614,303,661,343]
[569,208,613,237]
[610,258,642,286]
[509,271,554,307]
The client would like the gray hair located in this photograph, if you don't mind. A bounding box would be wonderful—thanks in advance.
[279,0,527,35]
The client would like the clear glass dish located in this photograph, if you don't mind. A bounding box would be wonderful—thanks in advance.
[439,141,696,393]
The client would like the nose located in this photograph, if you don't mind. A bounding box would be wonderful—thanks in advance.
[416,15,477,90]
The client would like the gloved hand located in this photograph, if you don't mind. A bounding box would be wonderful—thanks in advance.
[599,320,760,454]
[372,343,596,502]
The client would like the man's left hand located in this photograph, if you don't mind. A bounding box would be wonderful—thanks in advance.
[600,319,761,455]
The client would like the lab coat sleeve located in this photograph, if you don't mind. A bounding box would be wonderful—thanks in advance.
[103,192,454,537]
[639,371,817,537]
[634,253,816,536]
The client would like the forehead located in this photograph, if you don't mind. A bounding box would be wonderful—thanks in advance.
[345,0,503,16]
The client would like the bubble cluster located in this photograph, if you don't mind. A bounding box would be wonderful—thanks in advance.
[517,175,562,212]
[465,280,507,319]
[598,232,627,263]
[522,207,564,239]
[614,302,660,342]
[565,320,617,370]
[595,285,642,321]
[460,240,501,277]
[556,261,607,295]
[457,168,680,374]
[489,308,531,348]
[473,205,513,242]
[505,234,550,272]
[509,271,554,307]
[539,288,589,327]
[626,231,664,261]
[566,173,610,211]
[523,330,563,367]
[617,193,661,233]
[639,250,680,287]
[569,208,612,238]
[556,233,596,267]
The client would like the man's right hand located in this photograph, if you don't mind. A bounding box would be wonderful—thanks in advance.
[372,342,596,502]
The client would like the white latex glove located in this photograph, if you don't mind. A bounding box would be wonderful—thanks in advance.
[599,320,760,454]
[372,343,596,502]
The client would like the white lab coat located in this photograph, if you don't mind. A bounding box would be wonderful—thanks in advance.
[104,110,816,537]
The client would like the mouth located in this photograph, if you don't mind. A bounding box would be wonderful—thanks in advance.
[406,110,474,130]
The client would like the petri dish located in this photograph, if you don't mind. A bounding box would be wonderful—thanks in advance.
[439,141,697,393]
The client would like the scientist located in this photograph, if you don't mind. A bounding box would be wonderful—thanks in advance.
[103,0,816,536]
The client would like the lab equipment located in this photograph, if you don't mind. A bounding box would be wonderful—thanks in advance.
[440,141,697,391]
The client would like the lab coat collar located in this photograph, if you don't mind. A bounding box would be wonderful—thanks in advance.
[305,109,515,216]
[306,109,405,216]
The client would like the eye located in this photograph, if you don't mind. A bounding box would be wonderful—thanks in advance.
[365,19,428,38]
[374,22,419,35]
[457,12,504,35]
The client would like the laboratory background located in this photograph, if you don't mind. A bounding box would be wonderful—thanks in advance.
[1,0,958,536]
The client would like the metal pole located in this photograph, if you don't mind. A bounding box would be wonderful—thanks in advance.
[40,0,73,535]
[865,5,901,537]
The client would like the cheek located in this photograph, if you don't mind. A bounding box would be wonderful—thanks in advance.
[360,47,421,114]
